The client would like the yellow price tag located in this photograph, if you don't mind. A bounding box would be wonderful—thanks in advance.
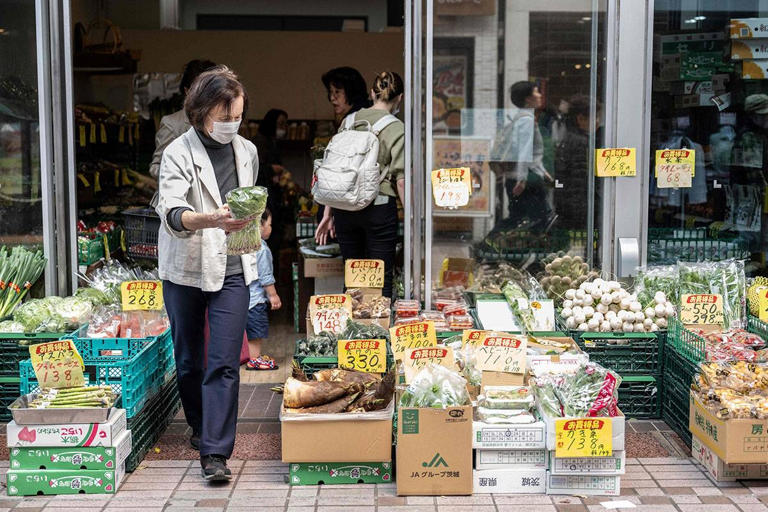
[402,345,454,383]
[121,281,164,311]
[555,418,613,458]
[760,291,768,323]
[431,167,472,208]
[656,149,694,189]
[29,340,85,389]
[475,333,527,374]
[337,339,386,373]
[345,259,385,289]
[462,329,489,348]
[680,294,724,326]
[389,322,437,362]
[308,294,352,335]
[655,149,695,177]
[595,148,636,177]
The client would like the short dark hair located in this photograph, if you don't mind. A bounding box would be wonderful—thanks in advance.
[259,109,288,138]
[261,207,272,224]
[180,59,216,94]
[184,65,248,131]
[321,67,371,113]
[509,81,537,109]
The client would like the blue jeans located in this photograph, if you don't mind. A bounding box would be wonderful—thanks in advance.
[163,274,248,458]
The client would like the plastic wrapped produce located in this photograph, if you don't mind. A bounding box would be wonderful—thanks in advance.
[476,407,537,424]
[532,362,622,417]
[635,265,679,306]
[398,363,469,408]
[678,259,746,329]
[224,186,269,255]
[477,386,534,410]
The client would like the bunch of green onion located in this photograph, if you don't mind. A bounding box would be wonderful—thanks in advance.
[0,246,46,319]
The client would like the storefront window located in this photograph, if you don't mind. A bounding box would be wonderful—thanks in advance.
[649,1,768,273]
[428,1,607,293]
[0,1,43,247]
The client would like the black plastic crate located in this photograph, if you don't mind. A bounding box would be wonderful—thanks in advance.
[617,375,661,419]
[577,332,661,374]
[0,333,68,377]
[662,372,692,448]
[0,377,21,423]
[122,208,160,260]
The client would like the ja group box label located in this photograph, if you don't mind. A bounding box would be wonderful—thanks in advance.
[10,430,131,471]
[6,408,127,448]
[473,468,547,494]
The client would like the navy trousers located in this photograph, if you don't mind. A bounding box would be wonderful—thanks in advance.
[163,274,249,458]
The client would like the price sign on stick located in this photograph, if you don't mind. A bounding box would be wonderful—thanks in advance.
[345,259,385,288]
[656,149,695,189]
[680,294,725,326]
[759,290,768,323]
[121,281,164,311]
[555,418,613,458]
[431,167,472,208]
[403,346,455,383]
[475,333,527,374]
[595,148,637,177]
[338,339,387,373]
[389,322,438,362]
[309,295,353,334]
[29,340,85,389]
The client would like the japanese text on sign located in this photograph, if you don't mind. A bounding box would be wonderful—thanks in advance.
[121,281,163,311]
[555,418,613,458]
[29,340,85,389]
[402,346,454,383]
[345,259,385,289]
[595,148,636,177]
[309,294,352,334]
[389,322,438,362]
[431,167,472,208]
[680,294,724,326]
[759,291,768,323]
[655,149,695,189]
[462,329,488,347]
[475,334,527,374]
[337,339,387,373]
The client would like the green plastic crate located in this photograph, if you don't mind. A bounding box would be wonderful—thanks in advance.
[0,376,20,423]
[748,314,768,340]
[647,227,750,265]
[667,317,706,365]
[617,375,660,419]
[577,332,661,374]
[0,333,70,377]
[661,372,693,448]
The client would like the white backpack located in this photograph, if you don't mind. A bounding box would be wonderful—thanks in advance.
[311,112,398,211]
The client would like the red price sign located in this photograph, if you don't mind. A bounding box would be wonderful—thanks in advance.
[389,322,438,362]
[309,294,352,334]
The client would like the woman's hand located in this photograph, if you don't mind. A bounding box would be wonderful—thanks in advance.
[315,211,335,245]
[512,180,526,197]
[211,204,251,233]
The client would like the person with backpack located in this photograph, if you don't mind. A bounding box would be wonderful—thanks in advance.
[314,71,405,298]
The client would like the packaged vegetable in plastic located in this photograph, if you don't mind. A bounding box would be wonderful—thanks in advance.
[224,186,269,256]
[635,265,679,306]
[0,320,25,333]
[450,340,481,387]
[678,259,746,329]
[478,386,534,410]
[398,363,469,408]
[13,298,65,333]
[73,287,110,307]
[86,306,121,339]
[476,406,537,424]
[55,296,94,330]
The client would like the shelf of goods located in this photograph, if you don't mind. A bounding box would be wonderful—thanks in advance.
[473,229,596,263]
[121,208,160,261]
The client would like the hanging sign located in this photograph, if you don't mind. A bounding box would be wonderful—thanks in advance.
[309,294,353,334]
[555,418,613,458]
[680,294,725,326]
[121,281,163,311]
[655,149,695,189]
[402,346,455,383]
[337,339,387,373]
[389,322,438,362]
[344,259,385,289]
[29,340,85,389]
[595,148,637,177]
[475,333,527,374]
[431,167,472,208]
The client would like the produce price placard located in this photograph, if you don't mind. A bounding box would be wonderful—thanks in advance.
[462,329,489,347]
[555,418,613,458]
[402,345,454,383]
[475,333,527,374]
[431,167,472,208]
[760,291,768,323]
[680,294,725,326]
[309,294,353,335]
[595,148,636,177]
[29,340,85,389]
[344,259,385,289]
[655,149,695,189]
[121,281,163,311]
[337,339,386,373]
[389,322,437,362]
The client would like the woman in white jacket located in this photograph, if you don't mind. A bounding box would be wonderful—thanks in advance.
[156,66,259,482]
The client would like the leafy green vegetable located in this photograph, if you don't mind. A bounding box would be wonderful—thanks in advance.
[0,246,47,318]
[13,298,67,333]
[73,287,110,307]
[55,297,93,330]
[678,259,745,329]
[225,186,269,256]
[399,364,469,408]
[0,320,25,333]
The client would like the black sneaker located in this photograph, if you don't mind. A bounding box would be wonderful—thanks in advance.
[201,454,232,481]
[190,431,200,451]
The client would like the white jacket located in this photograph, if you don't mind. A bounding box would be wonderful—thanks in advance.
[155,127,260,292]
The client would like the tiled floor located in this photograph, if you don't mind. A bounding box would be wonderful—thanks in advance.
[2,457,768,511]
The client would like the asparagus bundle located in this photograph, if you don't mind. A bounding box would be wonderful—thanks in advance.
[0,246,47,319]
[24,386,117,409]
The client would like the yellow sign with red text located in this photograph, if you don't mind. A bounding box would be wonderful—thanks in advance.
[29,340,85,389]
[555,418,613,457]
[344,259,385,289]
[680,294,724,327]
[121,281,164,311]
[337,339,387,373]
[431,167,472,207]
[475,333,527,374]
[655,149,695,189]
[389,322,438,362]
[402,345,455,383]
[595,148,636,177]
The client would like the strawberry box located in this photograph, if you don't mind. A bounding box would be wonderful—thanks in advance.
[9,429,131,471]
[6,465,125,496]
[6,408,126,448]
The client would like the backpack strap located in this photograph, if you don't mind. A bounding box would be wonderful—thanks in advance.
[371,114,398,135]
[342,112,357,131]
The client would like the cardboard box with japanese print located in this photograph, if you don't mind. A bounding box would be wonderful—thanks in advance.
[6,408,127,448]
[691,435,768,482]
[474,449,547,470]
[546,473,621,496]
[473,468,547,494]
[10,430,132,471]
[548,450,626,476]
[6,465,126,496]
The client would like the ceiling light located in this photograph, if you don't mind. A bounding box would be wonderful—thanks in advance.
[574,64,582,70]
[581,16,591,21]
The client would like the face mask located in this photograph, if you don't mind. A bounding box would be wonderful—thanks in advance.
[275,128,287,139]
[209,120,240,144]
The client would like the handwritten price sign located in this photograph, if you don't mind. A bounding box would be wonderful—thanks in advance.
[555,418,613,458]
[462,329,489,348]
[389,322,437,362]
[309,294,352,334]
[759,290,768,323]
[431,167,472,208]
[595,148,636,177]
[121,281,163,311]
[475,334,527,374]
[403,346,454,383]
[337,339,387,373]
[29,340,85,389]
[345,259,385,288]
[680,294,724,326]
[656,149,695,189]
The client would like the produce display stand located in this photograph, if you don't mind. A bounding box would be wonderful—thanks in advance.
[646,227,750,265]
[77,229,123,267]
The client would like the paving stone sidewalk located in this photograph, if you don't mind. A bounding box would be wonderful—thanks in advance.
[1,456,768,511]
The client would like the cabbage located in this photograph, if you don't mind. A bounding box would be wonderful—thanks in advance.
[13,297,69,333]
[0,320,25,333]
[55,297,93,330]
[74,287,110,307]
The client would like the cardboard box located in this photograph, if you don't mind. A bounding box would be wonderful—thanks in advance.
[474,449,547,470]
[527,337,587,376]
[10,429,131,471]
[537,405,626,452]
[742,59,768,79]
[481,370,526,388]
[669,81,714,95]
[472,421,547,450]
[731,40,768,59]
[6,408,127,448]
[396,405,473,496]
[546,472,621,496]
[281,401,394,463]
[303,256,344,278]
[6,464,125,496]
[730,18,768,39]
[689,392,768,464]
[473,468,547,494]
[692,435,768,482]
[548,450,626,476]
[288,462,393,485]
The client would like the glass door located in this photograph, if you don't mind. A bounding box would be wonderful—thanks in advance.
[423,0,608,307]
